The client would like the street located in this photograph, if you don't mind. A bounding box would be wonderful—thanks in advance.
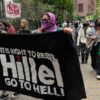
[81,57,100,100]
[0,57,100,100]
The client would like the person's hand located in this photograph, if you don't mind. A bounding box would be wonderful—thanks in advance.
[36,28,42,33]
[63,27,72,35]
[90,36,97,40]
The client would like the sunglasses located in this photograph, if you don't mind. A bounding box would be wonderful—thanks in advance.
[41,19,49,23]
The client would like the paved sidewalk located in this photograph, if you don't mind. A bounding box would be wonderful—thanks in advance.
[81,57,100,100]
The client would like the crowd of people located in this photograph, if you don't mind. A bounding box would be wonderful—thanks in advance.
[71,19,100,81]
[62,18,100,81]
[0,12,100,100]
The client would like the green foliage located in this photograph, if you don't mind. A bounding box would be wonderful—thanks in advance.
[11,0,74,29]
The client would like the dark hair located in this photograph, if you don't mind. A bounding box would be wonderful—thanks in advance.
[42,13,50,19]
[46,14,50,19]
[2,21,11,27]
[83,23,89,28]
[74,22,78,29]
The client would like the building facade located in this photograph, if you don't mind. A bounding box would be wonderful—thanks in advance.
[73,0,96,17]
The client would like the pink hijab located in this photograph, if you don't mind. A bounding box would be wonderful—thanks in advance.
[41,12,57,32]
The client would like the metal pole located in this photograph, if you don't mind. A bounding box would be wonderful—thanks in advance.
[0,0,3,20]
[1,0,3,20]
[2,0,5,20]
[0,0,5,21]
[0,0,2,20]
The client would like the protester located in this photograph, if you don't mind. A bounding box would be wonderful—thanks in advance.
[18,19,31,34]
[2,21,16,34]
[77,21,83,56]
[86,22,96,59]
[72,22,80,56]
[31,12,86,100]
[90,18,100,80]
[72,22,79,45]
[86,22,96,37]
[77,23,89,64]
[0,22,7,34]
[62,21,68,28]
[32,12,72,34]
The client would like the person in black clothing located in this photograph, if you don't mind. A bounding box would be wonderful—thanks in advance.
[18,19,31,34]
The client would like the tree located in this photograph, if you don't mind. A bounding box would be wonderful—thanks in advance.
[96,0,100,17]
[54,0,73,22]
[66,0,73,16]
[10,0,74,28]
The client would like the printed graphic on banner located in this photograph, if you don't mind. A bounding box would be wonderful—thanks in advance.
[0,47,64,97]
[4,0,21,18]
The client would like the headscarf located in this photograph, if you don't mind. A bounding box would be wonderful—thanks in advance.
[41,12,57,32]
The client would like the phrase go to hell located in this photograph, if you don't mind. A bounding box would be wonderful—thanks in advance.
[0,47,65,96]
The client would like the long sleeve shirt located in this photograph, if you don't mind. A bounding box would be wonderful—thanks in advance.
[77,28,86,45]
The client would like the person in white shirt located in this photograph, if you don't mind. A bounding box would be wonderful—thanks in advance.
[77,23,89,64]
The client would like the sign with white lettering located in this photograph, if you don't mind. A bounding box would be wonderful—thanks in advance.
[4,0,21,18]
[0,31,86,100]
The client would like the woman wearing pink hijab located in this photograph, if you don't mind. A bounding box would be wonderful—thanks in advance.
[33,12,72,34]
[41,12,58,32]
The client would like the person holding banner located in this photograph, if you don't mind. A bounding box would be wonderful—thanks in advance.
[29,13,86,100]
[32,12,72,34]
[2,21,16,34]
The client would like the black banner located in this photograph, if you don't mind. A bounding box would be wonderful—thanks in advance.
[0,31,86,100]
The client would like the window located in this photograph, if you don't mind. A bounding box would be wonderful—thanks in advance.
[78,3,83,12]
